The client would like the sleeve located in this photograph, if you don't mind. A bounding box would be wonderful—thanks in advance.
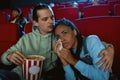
[74,35,110,80]
[63,64,76,80]
[102,41,114,48]
[1,36,24,65]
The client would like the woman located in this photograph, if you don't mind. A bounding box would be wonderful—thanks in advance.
[53,18,111,80]
[9,7,27,31]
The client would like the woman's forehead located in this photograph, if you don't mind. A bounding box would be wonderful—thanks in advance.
[56,25,71,30]
[55,25,72,33]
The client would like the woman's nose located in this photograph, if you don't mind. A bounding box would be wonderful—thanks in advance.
[60,36,65,42]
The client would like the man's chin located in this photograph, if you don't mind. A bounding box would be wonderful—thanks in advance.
[48,30,52,33]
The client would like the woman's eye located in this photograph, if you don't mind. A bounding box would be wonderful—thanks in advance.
[62,31,67,35]
[56,36,59,40]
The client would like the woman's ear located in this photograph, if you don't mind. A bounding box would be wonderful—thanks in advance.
[73,30,77,36]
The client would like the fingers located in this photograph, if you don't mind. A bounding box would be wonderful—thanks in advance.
[54,41,59,52]
[99,59,107,70]
[96,57,108,71]
[98,49,105,57]
[104,59,113,72]
[96,49,113,72]
[7,51,26,65]
[100,60,111,72]
[104,63,110,72]
[96,56,105,65]
[97,58,112,72]
[16,51,26,60]
[54,40,63,57]
[60,49,77,65]
[59,48,69,58]
[11,57,23,65]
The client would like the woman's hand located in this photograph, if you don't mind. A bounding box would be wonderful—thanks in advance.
[54,41,68,66]
[54,40,61,56]
[7,51,26,66]
[59,48,77,66]
[54,39,63,56]
[54,39,77,66]
[96,46,114,72]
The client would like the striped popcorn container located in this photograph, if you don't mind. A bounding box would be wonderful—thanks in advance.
[22,55,45,80]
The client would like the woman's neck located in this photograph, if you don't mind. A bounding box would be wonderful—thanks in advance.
[72,38,78,49]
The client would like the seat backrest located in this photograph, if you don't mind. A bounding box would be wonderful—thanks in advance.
[108,1,120,15]
[52,5,65,11]
[0,13,9,23]
[74,16,120,46]
[78,2,92,12]
[0,23,21,56]
[114,4,120,16]
[24,22,32,34]
[82,4,110,17]
[54,7,79,22]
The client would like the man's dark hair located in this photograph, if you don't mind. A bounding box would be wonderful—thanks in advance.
[32,3,53,22]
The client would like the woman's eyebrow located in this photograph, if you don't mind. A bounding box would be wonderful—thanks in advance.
[55,30,64,36]
[61,31,65,33]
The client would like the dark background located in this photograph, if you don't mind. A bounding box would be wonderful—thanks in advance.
[0,0,79,9]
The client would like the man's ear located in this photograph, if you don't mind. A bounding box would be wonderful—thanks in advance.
[32,20,38,26]
[73,30,77,36]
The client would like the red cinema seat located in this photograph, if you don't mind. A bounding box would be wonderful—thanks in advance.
[0,23,22,57]
[52,5,65,11]
[20,6,34,21]
[82,4,110,17]
[54,7,79,22]
[0,13,9,23]
[24,22,32,34]
[108,1,120,15]
[114,4,120,16]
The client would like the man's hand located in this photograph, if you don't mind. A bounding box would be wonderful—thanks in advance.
[7,51,26,66]
[96,47,114,72]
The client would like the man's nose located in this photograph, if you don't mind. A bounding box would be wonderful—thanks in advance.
[48,18,53,23]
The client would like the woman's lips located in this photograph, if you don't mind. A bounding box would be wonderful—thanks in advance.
[63,42,68,48]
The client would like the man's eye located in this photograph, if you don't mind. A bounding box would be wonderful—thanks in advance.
[42,18,48,21]
[51,15,55,20]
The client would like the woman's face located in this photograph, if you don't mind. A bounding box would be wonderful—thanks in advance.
[55,25,77,49]
[11,10,19,18]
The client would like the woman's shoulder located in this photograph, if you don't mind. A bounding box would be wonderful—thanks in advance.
[86,35,100,41]
[85,35,102,47]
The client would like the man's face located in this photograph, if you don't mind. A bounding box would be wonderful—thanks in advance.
[34,9,54,35]
[55,25,77,49]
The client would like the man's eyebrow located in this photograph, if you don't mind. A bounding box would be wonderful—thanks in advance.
[41,16,48,19]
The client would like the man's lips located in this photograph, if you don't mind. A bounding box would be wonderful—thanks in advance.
[48,25,53,28]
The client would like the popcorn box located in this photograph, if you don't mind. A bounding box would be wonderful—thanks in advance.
[22,55,45,80]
